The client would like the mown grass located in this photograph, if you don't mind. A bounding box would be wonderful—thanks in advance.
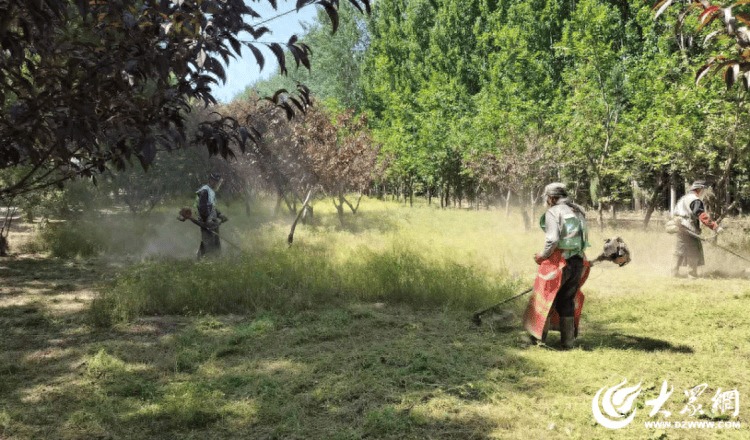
[2,198,750,440]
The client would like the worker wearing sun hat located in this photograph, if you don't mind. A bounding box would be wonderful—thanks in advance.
[671,180,723,278]
[195,173,228,258]
[524,182,590,350]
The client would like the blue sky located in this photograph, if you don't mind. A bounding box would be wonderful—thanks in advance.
[212,1,321,103]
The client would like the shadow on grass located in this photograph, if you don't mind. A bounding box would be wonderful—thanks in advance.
[306,209,402,235]
[1,298,524,439]
[0,303,95,407]
[100,308,535,439]
[0,303,189,439]
[701,269,750,280]
[0,255,101,295]
[579,331,694,353]
[1,255,532,439]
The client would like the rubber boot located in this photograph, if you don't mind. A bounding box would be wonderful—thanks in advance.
[541,317,550,344]
[560,317,576,350]
[687,267,698,279]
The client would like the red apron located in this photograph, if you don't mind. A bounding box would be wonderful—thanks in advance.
[523,249,590,340]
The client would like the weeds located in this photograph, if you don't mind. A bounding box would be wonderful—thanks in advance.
[57,198,519,323]
[92,241,519,324]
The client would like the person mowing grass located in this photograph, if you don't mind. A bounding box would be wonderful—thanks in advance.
[671,181,723,278]
[524,182,590,350]
[195,173,228,259]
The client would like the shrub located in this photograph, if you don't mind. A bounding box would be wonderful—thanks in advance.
[38,220,103,258]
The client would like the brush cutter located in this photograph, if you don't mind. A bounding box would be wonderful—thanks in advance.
[177,207,244,251]
[472,237,631,326]
[679,227,750,264]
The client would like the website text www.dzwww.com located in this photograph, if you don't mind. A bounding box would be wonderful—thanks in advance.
[644,421,742,429]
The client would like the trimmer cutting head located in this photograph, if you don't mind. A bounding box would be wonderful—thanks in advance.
[178,207,193,221]
[596,236,631,267]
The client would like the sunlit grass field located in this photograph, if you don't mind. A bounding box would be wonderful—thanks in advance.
[2,197,750,439]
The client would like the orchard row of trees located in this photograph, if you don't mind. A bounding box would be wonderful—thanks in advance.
[245,0,750,227]
[0,0,375,254]
[4,0,750,254]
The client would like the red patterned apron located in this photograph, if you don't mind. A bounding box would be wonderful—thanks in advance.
[523,249,590,339]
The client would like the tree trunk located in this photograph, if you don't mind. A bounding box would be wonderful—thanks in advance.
[342,193,363,214]
[274,193,283,217]
[643,175,666,229]
[301,204,314,225]
[23,207,34,223]
[244,189,253,216]
[474,184,480,210]
[1,206,17,257]
[632,180,641,211]
[643,205,656,230]
[288,189,314,246]
[505,190,511,218]
[521,209,531,231]
[333,193,346,226]
[669,179,676,214]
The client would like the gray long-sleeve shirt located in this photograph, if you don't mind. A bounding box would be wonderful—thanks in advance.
[539,198,587,259]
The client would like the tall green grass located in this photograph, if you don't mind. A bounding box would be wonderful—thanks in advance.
[93,241,520,323]
[91,198,522,323]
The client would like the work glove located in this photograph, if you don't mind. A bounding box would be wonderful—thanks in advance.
[716,226,724,234]
[219,214,229,223]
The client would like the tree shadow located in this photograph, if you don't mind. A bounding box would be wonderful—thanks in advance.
[307,210,402,234]
[100,308,524,439]
[0,303,92,400]
[0,253,541,440]
[0,255,101,294]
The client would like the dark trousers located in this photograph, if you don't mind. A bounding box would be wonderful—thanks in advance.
[553,256,584,317]
[198,225,221,258]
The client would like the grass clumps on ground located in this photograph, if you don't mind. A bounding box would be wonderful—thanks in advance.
[4,198,750,439]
